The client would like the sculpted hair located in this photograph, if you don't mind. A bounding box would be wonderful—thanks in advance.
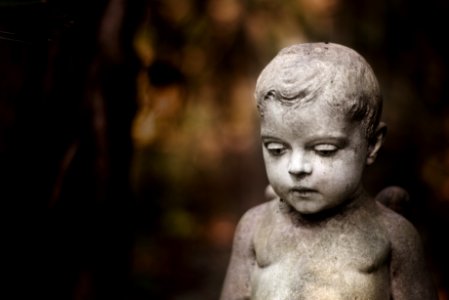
[255,42,383,140]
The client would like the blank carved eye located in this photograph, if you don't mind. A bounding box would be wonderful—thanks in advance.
[265,142,286,156]
[314,144,338,156]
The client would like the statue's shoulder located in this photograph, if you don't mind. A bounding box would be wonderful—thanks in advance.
[240,200,275,224]
[375,201,422,248]
[229,201,275,250]
[236,200,277,234]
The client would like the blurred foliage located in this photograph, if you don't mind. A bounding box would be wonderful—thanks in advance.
[2,0,449,299]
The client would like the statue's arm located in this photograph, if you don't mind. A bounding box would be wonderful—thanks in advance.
[388,214,437,300]
[220,207,260,300]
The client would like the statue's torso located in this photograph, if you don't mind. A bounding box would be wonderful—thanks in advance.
[251,203,391,300]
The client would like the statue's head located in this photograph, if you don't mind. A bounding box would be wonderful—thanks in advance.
[255,42,382,141]
[256,43,386,214]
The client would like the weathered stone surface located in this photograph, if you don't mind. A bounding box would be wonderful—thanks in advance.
[220,43,437,300]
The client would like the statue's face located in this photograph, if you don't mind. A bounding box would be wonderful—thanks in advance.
[260,100,369,215]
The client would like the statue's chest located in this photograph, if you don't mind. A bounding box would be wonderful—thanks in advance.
[253,218,390,275]
[250,208,393,299]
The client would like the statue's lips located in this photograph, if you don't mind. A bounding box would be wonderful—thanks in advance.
[290,187,318,197]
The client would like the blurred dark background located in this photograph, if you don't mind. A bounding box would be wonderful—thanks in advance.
[1,0,449,299]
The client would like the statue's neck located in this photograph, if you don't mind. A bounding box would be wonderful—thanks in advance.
[279,190,372,227]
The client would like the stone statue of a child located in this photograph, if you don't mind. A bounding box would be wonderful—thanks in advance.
[220,43,437,300]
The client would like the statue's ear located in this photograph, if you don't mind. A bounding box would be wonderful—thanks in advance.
[366,122,387,165]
